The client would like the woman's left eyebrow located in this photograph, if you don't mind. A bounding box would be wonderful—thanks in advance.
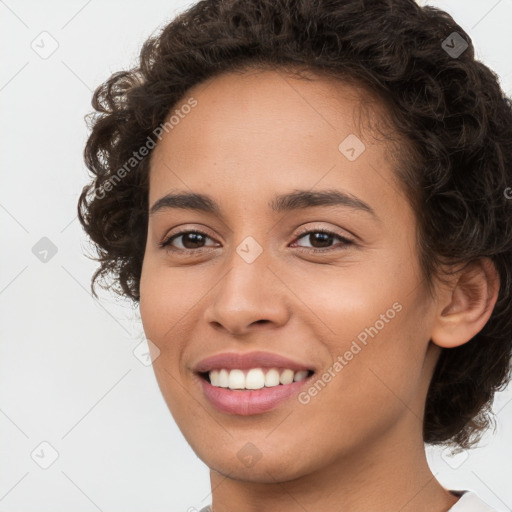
[150,189,379,222]
[270,189,378,220]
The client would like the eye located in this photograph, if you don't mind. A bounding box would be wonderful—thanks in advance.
[159,227,354,254]
[159,230,217,252]
[290,228,354,252]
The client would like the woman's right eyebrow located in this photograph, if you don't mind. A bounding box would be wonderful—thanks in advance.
[149,189,379,222]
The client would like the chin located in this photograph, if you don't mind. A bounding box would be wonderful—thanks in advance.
[193,439,320,483]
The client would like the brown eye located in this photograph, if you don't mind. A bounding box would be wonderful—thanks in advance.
[291,229,354,252]
[159,228,354,255]
[160,230,217,251]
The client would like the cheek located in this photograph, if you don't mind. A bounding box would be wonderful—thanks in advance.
[139,259,219,387]
[139,259,202,340]
[318,299,430,436]
[296,257,430,418]
[139,261,200,417]
[139,260,163,338]
[139,261,184,373]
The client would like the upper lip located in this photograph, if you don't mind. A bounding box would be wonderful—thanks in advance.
[193,351,315,373]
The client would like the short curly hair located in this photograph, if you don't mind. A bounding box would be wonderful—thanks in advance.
[77,0,512,450]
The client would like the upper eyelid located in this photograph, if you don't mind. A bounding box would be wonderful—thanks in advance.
[162,227,217,244]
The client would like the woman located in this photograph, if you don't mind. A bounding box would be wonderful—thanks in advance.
[78,0,512,510]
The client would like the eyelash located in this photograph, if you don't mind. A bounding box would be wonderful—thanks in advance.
[158,228,354,254]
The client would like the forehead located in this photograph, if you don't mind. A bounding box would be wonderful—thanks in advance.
[158,67,389,147]
[148,68,405,220]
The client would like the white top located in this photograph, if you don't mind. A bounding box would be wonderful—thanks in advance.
[448,491,498,511]
[197,490,497,512]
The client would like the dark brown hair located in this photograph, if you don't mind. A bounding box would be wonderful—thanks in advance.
[77,0,512,449]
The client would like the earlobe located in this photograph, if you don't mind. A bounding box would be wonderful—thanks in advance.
[430,257,500,349]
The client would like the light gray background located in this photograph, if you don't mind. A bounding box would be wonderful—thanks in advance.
[1,1,511,511]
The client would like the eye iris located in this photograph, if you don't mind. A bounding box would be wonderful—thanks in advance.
[309,232,333,248]
[182,232,206,249]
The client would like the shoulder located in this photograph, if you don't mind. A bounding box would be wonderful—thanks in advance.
[448,490,500,512]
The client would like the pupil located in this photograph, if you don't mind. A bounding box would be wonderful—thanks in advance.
[184,233,205,249]
[311,232,332,248]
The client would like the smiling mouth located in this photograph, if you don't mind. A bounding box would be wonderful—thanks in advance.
[198,368,315,390]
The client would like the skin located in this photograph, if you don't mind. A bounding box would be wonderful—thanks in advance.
[139,68,499,512]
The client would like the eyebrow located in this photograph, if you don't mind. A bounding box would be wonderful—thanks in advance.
[149,189,377,219]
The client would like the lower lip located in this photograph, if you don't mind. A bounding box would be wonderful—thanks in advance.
[198,374,314,415]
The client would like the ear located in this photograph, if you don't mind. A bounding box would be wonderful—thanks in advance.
[430,257,500,348]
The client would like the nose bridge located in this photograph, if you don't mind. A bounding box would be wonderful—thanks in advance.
[204,236,289,333]
[219,237,273,308]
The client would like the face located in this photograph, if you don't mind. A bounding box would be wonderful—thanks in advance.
[139,68,441,482]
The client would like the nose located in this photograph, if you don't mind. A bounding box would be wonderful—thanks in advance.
[203,247,290,336]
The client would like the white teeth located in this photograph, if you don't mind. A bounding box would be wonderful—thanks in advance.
[245,368,265,389]
[228,369,245,389]
[293,370,309,382]
[209,370,220,386]
[206,367,311,390]
[264,368,280,387]
[218,369,229,387]
[279,369,294,385]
